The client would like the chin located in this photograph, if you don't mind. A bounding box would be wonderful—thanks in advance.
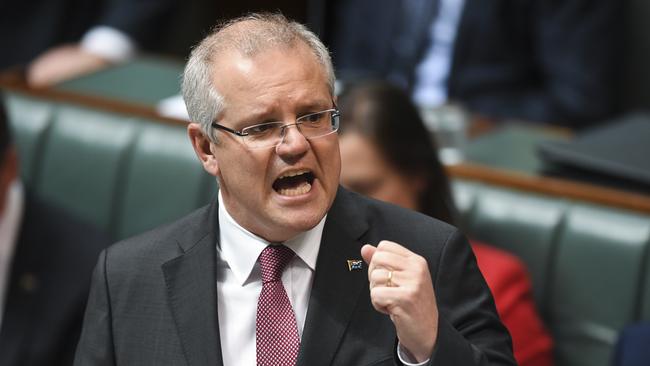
[270,209,327,241]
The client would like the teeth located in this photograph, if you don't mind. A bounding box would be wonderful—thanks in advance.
[278,182,312,196]
[278,169,310,180]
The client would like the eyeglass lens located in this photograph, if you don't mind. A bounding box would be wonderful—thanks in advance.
[242,109,339,148]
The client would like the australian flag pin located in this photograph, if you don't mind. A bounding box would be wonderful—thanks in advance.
[347,259,363,271]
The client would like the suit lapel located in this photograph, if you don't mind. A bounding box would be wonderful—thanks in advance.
[298,188,369,366]
[162,200,223,366]
[162,189,371,366]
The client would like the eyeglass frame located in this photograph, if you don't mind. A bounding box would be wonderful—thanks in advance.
[210,103,340,149]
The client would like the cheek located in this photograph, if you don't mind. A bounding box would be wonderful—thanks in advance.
[218,148,269,190]
[378,178,419,211]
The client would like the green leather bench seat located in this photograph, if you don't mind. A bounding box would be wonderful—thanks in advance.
[5,92,216,241]
[115,120,216,239]
[5,95,54,185]
[38,105,140,231]
[452,180,650,366]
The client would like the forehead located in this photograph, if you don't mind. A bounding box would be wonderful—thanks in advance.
[210,43,331,118]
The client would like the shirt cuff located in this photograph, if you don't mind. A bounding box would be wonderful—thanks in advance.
[397,342,430,365]
[80,26,136,62]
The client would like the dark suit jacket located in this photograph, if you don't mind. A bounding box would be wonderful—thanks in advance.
[317,0,620,127]
[0,193,108,366]
[612,323,650,366]
[74,187,515,365]
[0,0,175,69]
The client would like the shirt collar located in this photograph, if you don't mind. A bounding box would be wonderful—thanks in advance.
[217,191,324,286]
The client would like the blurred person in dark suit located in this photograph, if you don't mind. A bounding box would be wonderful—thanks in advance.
[0,94,109,365]
[612,322,650,366]
[0,0,175,86]
[338,80,554,366]
[311,0,620,127]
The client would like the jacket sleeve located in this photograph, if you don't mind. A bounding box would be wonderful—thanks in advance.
[74,250,116,366]
[427,229,517,365]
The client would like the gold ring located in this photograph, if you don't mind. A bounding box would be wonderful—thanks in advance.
[386,270,393,287]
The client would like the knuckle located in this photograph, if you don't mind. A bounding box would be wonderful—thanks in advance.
[377,241,388,250]
[410,255,428,273]
[413,254,427,267]
[370,271,381,283]
[373,251,389,264]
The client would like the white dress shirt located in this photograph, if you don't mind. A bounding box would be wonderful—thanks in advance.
[0,180,24,329]
[412,0,466,108]
[215,192,426,365]
[216,191,324,366]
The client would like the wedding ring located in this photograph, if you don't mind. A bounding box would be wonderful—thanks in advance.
[386,270,393,287]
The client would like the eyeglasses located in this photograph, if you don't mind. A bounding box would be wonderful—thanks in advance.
[211,108,340,149]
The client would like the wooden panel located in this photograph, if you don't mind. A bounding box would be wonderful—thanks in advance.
[447,163,650,214]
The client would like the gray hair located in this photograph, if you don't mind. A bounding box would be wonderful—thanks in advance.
[181,13,336,142]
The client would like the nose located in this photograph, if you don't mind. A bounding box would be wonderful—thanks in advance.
[276,124,309,158]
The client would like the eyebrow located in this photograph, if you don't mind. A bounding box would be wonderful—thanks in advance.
[239,100,334,125]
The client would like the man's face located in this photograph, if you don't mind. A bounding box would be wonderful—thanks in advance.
[196,42,340,242]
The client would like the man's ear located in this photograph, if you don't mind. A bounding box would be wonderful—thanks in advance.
[188,123,219,176]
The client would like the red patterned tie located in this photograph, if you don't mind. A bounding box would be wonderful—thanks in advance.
[256,245,300,366]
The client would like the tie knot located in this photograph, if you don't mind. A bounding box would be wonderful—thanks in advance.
[259,245,295,283]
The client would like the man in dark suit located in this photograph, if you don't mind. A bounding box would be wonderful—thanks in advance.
[0,96,109,365]
[314,0,620,127]
[0,0,175,86]
[74,13,515,365]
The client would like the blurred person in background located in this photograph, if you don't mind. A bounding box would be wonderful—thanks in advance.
[338,80,554,366]
[612,322,650,366]
[313,0,620,127]
[0,94,108,365]
[0,0,175,87]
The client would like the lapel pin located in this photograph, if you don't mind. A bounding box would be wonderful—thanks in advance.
[347,259,363,271]
[20,273,39,293]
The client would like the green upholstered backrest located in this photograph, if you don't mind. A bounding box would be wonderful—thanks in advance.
[548,205,650,366]
[463,183,567,313]
[5,92,215,241]
[5,95,54,186]
[36,106,139,231]
[114,120,217,239]
[55,58,184,107]
[452,180,650,366]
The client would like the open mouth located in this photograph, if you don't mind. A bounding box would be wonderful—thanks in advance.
[273,170,315,196]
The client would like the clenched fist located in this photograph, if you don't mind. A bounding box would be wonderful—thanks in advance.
[362,240,438,363]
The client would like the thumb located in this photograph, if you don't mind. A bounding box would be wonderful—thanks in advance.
[361,244,376,264]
